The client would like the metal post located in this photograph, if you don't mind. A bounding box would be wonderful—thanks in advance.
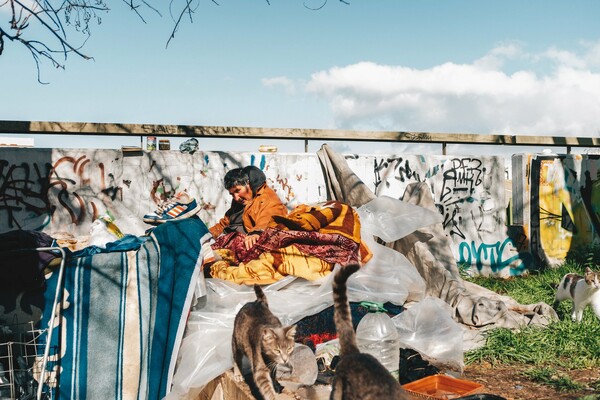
[36,247,66,400]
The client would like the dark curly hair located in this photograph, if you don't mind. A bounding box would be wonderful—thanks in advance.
[223,168,249,190]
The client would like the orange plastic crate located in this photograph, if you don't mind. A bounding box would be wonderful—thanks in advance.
[402,374,484,400]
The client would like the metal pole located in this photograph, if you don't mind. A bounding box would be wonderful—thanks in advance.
[36,247,66,400]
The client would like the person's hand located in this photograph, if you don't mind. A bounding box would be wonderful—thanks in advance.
[244,234,259,250]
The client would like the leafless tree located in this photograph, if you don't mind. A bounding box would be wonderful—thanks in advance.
[0,0,347,83]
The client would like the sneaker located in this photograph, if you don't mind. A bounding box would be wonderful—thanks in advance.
[143,192,202,225]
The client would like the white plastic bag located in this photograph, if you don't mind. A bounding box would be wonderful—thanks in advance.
[357,195,443,243]
[392,296,465,373]
[347,235,426,305]
[166,275,337,399]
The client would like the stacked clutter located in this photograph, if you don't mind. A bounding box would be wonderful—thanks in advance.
[292,301,445,387]
[312,344,441,387]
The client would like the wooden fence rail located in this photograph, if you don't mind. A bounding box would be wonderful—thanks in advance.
[1,120,599,154]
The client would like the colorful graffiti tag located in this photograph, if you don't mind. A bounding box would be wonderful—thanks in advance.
[358,154,528,275]
[0,154,122,231]
[528,155,600,265]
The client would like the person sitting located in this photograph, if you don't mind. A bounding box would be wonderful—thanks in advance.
[209,166,288,250]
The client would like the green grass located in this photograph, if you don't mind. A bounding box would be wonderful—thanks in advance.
[523,366,584,391]
[463,257,600,392]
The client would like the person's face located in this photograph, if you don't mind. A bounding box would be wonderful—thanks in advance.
[228,184,253,205]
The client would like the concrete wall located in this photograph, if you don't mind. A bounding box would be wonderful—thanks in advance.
[513,154,600,267]
[1,148,528,275]
[345,155,530,276]
[0,149,323,237]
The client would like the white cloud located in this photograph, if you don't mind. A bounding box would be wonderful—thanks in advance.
[300,42,600,137]
[262,76,296,95]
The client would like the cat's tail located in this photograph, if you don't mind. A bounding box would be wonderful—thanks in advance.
[253,283,268,305]
[333,263,360,357]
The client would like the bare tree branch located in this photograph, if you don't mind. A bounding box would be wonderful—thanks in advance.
[304,0,348,11]
[0,0,349,82]
[166,0,199,48]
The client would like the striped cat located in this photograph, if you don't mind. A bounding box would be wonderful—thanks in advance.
[330,263,408,400]
[553,266,600,322]
[231,284,296,400]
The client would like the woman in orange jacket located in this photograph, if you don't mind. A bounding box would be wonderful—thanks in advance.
[209,166,288,250]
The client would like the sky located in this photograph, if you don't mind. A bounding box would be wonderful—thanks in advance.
[1,0,600,155]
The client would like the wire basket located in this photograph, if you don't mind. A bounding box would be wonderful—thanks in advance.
[0,320,57,400]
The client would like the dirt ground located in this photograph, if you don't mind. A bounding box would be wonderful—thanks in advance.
[462,362,600,400]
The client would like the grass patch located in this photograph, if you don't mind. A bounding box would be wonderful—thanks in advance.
[464,259,600,389]
[523,366,584,391]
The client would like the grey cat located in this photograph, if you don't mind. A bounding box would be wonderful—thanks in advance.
[330,263,408,400]
[553,266,600,322]
[232,284,297,400]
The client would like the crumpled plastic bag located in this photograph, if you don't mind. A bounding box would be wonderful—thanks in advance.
[347,235,426,305]
[357,195,443,243]
[392,296,465,373]
[166,274,336,400]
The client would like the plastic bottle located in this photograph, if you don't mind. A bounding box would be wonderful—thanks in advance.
[355,301,400,380]
[98,212,124,239]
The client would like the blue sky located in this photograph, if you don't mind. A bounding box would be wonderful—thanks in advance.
[1,0,599,154]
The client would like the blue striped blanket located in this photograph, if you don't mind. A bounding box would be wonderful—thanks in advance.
[41,218,208,399]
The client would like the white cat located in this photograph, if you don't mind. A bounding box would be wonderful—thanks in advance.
[553,267,600,322]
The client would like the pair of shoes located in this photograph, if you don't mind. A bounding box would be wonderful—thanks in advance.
[143,192,202,225]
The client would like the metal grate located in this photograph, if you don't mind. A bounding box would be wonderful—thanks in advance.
[0,320,56,400]
[0,246,65,400]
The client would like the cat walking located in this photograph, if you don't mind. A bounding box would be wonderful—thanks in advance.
[553,266,600,322]
[231,284,297,400]
[330,263,408,400]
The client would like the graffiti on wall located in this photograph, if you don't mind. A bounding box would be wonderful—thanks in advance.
[437,158,488,240]
[354,154,529,275]
[0,159,53,230]
[530,155,600,265]
[458,238,533,275]
[8,148,582,275]
[0,155,123,231]
[0,149,326,237]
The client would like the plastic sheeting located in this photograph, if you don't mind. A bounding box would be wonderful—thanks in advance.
[315,144,559,337]
[393,296,465,373]
[167,144,558,398]
[166,196,441,399]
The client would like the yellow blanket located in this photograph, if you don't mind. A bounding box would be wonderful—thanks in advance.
[209,201,371,285]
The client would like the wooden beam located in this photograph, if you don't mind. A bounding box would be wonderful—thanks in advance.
[1,120,598,147]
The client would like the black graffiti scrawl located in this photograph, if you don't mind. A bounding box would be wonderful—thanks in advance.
[374,157,421,191]
[0,155,124,232]
[0,160,54,230]
[438,158,485,239]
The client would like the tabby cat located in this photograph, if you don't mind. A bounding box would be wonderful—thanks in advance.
[553,266,600,322]
[330,263,408,400]
[232,284,297,400]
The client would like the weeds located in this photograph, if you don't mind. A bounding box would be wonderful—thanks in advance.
[464,260,600,392]
[524,366,583,391]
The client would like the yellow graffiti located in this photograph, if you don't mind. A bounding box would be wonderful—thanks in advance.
[539,158,596,261]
